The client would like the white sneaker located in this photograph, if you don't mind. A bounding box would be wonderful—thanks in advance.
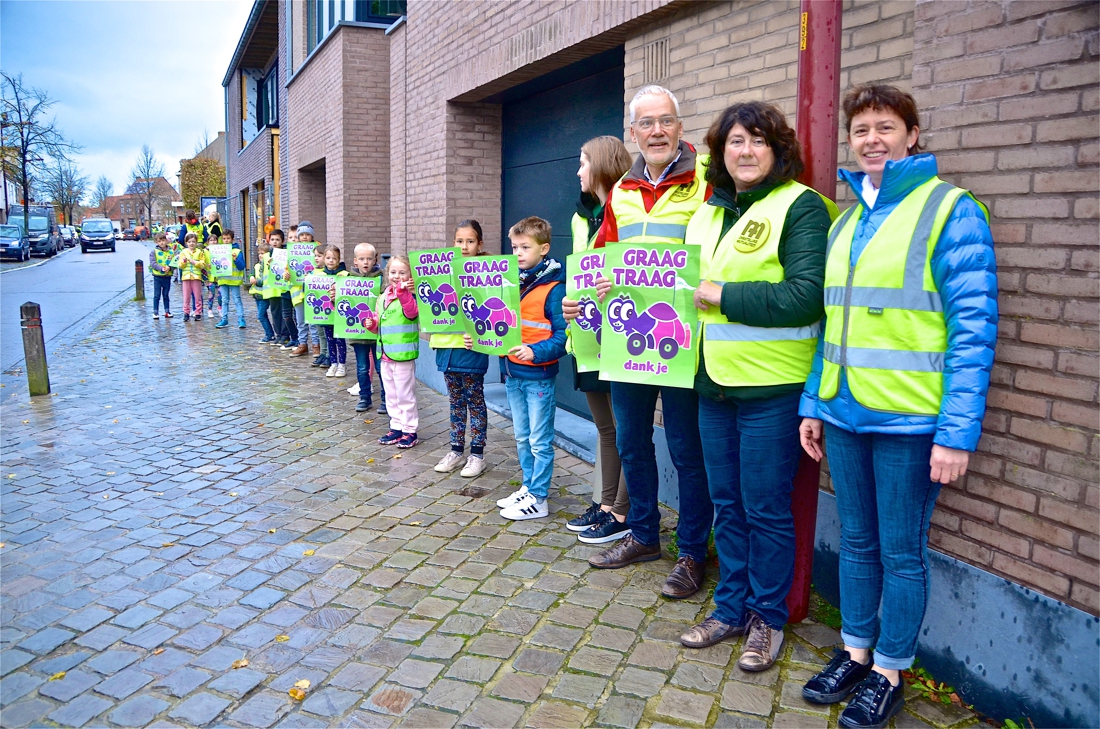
[335,364,347,377]
[326,364,338,377]
[347,383,361,395]
[496,485,528,509]
[500,492,548,521]
[460,455,487,478]
[434,451,465,473]
[207,310,215,318]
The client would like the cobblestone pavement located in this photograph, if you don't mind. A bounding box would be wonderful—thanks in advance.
[0,297,981,729]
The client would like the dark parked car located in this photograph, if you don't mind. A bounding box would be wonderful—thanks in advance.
[9,205,62,257]
[0,224,30,261]
[80,219,117,253]
[122,228,136,241]
[60,226,76,247]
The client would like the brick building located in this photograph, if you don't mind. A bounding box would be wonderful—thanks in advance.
[227,1,1099,724]
[100,177,181,230]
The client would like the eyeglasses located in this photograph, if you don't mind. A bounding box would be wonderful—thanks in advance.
[633,116,679,131]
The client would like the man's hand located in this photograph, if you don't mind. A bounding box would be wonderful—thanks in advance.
[509,345,535,362]
[562,297,580,321]
[694,280,722,311]
[930,445,969,485]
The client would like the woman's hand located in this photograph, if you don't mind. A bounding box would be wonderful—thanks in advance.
[930,445,969,485]
[562,297,579,322]
[694,280,722,311]
[799,418,824,461]
[595,275,612,303]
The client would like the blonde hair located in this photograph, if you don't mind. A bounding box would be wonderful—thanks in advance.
[320,244,341,261]
[354,242,377,258]
[386,253,411,277]
[509,216,552,247]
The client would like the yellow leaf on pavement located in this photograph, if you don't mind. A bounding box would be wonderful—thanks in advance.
[6,474,14,479]
[275,635,290,642]
[394,455,402,459]
[49,671,66,681]
[288,688,306,701]
[268,529,277,533]
[21,420,28,424]
[153,648,165,655]
[161,542,176,547]
[363,420,373,424]
[303,550,315,556]
[232,658,249,669]
[408,521,421,526]
[106,472,115,476]
[294,679,311,689]
[366,458,374,464]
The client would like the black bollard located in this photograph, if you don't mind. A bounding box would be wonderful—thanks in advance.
[135,260,145,301]
[20,302,50,396]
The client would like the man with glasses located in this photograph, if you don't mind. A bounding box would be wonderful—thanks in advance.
[585,85,713,601]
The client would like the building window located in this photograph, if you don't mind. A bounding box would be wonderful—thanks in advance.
[258,67,279,130]
[307,0,405,53]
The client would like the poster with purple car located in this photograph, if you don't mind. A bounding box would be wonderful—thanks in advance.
[287,242,316,285]
[334,277,379,340]
[598,243,699,389]
[304,273,336,326]
[269,247,291,292]
[565,251,605,373]
[209,243,233,279]
[455,254,521,356]
[411,247,460,334]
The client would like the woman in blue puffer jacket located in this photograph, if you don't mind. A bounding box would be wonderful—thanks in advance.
[797,85,997,729]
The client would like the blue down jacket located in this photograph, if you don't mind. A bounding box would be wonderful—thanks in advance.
[799,154,998,452]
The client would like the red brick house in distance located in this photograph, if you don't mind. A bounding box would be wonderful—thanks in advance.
[95,177,181,231]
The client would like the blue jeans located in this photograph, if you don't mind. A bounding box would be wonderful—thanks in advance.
[256,298,275,339]
[699,392,802,630]
[352,341,385,406]
[505,377,556,500]
[825,423,941,670]
[218,285,246,326]
[295,302,309,346]
[280,292,298,345]
[152,275,172,314]
[611,382,712,562]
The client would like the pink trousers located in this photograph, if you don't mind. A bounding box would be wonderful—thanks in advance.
[181,280,203,315]
[382,358,419,434]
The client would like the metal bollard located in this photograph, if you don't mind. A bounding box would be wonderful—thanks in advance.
[20,302,50,396]
[135,260,145,301]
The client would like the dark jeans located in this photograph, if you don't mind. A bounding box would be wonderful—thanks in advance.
[152,275,172,314]
[256,298,275,339]
[699,392,802,630]
[351,341,385,406]
[611,381,712,562]
[825,423,941,670]
[280,292,298,345]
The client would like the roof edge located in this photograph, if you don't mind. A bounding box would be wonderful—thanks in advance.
[222,0,268,88]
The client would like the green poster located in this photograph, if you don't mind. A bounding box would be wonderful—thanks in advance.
[334,277,379,340]
[209,244,233,279]
[565,251,605,373]
[270,248,291,292]
[411,246,460,334]
[287,242,316,285]
[455,254,522,356]
[304,273,336,326]
[598,244,700,388]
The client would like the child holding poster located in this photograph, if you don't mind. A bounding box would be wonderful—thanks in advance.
[370,254,420,449]
[348,243,384,412]
[489,217,567,521]
[309,245,330,368]
[432,220,490,478]
[215,230,248,330]
[315,245,349,376]
[251,239,276,342]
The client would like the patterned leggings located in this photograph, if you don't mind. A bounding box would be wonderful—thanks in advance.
[445,373,487,455]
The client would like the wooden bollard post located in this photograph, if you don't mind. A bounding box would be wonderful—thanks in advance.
[135,260,146,301]
[20,302,50,396]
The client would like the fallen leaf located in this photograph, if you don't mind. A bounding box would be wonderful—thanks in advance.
[49,671,66,681]
[231,658,249,669]
[408,521,421,526]
[106,471,116,476]
[394,455,402,459]
[268,528,277,533]
[104,405,111,409]
[0,543,5,548]
[302,550,315,556]
[257,423,264,427]
[153,648,165,655]
[161,542,176,547]
[113,419,118,423]
[363,420,373,424]
[6,474,14,479]
[294,679,311,689]
[275,635,290,642]
[288,687,306,701]
[102,494,110,499]
[156,492,164,496]
[229,492,238,497]
[366,458,374,464]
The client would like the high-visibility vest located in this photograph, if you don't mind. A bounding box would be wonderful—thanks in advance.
[693,181,839,387]
[152,248,174,276]
[179,248,209,281]
[507,282,560,366]
[609,155,709,245]
[260,253,280,299]
[378,294,419,361]
[571,213,594,254]
[251,261,266,298]
[216,245,245,286]
[291,282,304,307]
[818,177,985,415]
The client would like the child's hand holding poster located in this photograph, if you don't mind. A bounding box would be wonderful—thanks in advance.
[287,242,316,284]
[456,254,522,355]
[411,247,460,334]
[304,273,335,325]
[598,243,700,389]
[209,244,233,279]
[334,277,379,340]
[565,251,605,373]
[270,248,291,291]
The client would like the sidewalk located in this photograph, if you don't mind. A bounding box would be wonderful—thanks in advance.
[0,296,979,728]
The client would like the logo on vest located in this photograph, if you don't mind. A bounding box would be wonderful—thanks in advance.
[734,218,770,253]
[669,178,699,202]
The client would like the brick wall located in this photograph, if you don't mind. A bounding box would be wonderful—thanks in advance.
[226,70,276,260]
[911,0,1099,615]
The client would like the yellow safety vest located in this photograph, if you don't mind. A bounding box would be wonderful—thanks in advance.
[571,213,594,254]
[609,155,709,245]
[819,177,983,414]
[179,248,209,281]
[216,245,245,286]
[260,253,281,299]
[693,181,839,387]
[152,248,174,276]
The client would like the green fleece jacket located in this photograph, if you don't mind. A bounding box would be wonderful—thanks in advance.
[695,180,832,402]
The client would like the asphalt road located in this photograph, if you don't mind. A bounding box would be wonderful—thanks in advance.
[0,240,153,373]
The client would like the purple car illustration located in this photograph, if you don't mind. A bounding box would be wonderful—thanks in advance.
[307,292,335,316]
[461,293,517,337]
[606,294,691,360]
[417,281,459,316]
[213,256,231,273]
[573,296,603,344]
[290,259,315,278]
[337,299,374,328]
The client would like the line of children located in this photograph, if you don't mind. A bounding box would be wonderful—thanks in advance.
[349,243,386,414]
[150,232,174,319]
[369,254,420,449]
[215,229,247,329]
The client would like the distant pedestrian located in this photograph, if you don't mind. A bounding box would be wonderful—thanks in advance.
[215,229,247,330]
[149,232,174,320]
[370,254,420,449]
[178,232,209,321]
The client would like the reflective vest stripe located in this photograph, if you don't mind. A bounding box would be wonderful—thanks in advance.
[379,296,419,361]
[380,342,418,353]
[521,319,552,330]
[380,324,418,334]
[618,221,688,241]
[823,286,943,312]
[704,321,821,342]
[823,342,944,372]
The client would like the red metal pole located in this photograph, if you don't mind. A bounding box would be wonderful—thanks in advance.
[787,0,843,624]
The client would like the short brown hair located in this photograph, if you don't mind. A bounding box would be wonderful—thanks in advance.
[842,84,924,154]
[153,232,167,242]
[704,101,803,189]
[581,136,632,197]
[320,243,341,260]
[221,229,235,240]
[508,216,551,247]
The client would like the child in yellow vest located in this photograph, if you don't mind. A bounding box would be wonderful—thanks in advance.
[368,254,420,449]
[149,232,175,319]
[251,239,276,342]
[178,233,210,321]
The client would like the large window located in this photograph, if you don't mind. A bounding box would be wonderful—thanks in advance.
[307,0,405,53]
[258,67,279,130]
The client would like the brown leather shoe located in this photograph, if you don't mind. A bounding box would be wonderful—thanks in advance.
[738,612,784,672]
[311,344,321,356]
[661,555,705,599]
[681,616,746,649]
[289,344,309,357]
[588,534,661,569]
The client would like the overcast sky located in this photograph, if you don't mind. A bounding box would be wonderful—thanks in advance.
[1,0,253,199]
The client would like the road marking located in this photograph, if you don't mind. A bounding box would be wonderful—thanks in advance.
[0,246,75,274]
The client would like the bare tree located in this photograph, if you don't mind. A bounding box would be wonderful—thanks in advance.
[92,175,113,217]
[1,72,79,234]
[129,144,165,229]
[193,129,212,156]
[42,159,88,225]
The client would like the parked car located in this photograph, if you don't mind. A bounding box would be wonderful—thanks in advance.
[60,226,75,247]
[122,228,136,241]
[80,219,117,253]
[0,224,30,261]
[9,205,62,257]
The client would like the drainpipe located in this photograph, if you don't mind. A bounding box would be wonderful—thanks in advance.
[788,0,842,625]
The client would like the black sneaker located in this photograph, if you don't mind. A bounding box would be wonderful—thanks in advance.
[839,671,905,729]
[378,402,388,415]
[311,354,326,367]
[803,649,874,704]
[578,511,631,544]
[566,501,602,532]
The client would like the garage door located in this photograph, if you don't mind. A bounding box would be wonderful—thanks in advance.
[500,47,625,418]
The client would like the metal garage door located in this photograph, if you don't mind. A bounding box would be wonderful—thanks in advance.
[500,47,625,418]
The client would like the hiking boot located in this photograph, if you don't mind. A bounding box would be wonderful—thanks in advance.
[737,613,784,672]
